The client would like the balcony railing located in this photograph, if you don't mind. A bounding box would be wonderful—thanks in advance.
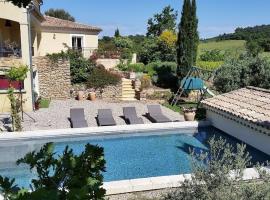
[72,47,96,58]
[0,47,21,58]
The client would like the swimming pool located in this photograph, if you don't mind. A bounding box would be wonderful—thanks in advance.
[0,126,269,189]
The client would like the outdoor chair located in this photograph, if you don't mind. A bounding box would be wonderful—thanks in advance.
[123,107,144,125]
[146,105,172,123]
[97,109,116,126]
[70,108,88,128]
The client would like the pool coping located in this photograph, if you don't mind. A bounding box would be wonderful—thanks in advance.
[104,167,270,195]
[0,121,211,141]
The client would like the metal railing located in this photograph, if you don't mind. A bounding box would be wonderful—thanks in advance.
[0,47,21,58]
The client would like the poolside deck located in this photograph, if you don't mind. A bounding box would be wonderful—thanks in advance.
[18,100,184,131]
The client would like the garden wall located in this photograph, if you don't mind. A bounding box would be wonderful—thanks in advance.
[33,57,71,99]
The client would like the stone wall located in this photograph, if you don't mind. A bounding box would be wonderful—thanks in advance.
[71,84,122,101]
[33,56,71,99]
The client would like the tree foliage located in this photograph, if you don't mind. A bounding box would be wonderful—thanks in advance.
[159,30,177,47]
[45,9,75,22]
[164,137,270,200]
[176,0,199,78]
[214,55,270,93]
[6,0,31,8]
[114,28,120,38]
[147,6,178,37]
[47,49,94,84]
[0,143,106,200]
[138,37,176,64]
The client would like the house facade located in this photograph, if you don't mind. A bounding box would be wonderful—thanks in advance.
[0,0,101,113]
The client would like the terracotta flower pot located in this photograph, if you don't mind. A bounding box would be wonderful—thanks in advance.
[78,91,84,101]
[89,92,96,101]
[184,111,196,121]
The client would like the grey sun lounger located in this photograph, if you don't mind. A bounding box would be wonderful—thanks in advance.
[70,108,88,128]
[146,105,172,123]
[123,107,144,124]
[97,109,116,126]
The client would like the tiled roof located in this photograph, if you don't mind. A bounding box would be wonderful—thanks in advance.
[41,16,102,32]
[202,86,270,130]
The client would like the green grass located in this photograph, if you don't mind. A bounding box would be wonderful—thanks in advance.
[199,40,246,52]
[39,98,50,108]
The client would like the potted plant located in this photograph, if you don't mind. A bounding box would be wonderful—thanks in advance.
[183,107,197,121]
[89,91,96,101]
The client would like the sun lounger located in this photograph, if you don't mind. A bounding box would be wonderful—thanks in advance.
[70,108,88,128]
[146,105,172,123]
[97,109,116,126]
[123,107,144,124]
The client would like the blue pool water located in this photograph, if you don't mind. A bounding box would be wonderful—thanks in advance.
[0,127,269,188]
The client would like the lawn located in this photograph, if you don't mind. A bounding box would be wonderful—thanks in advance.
[199,40,246,52]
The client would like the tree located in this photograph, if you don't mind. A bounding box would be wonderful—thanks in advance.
[6,0,31,8]
[147,6,178,37]
[114,28,120,38]
[45,9,75,22]
[246,38,263,57]
[176,0,199,78]
[164,137,270,200]
[0,143,106,200]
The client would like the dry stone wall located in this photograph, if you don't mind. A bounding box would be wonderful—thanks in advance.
[33,57,71,99]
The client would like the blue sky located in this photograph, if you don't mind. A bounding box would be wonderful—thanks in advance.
[42,0,270,38]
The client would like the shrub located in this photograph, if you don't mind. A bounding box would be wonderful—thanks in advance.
[0,143,106,200]
[196,60,223,71]
[214,55,270,93]
[159,30,177,47]
[199,49,225,61]
[164,137,270,200]
[117,63,145,72]
[147,91,172,101]
[140,74,152,89]
[87,66,121,92]
[127,63,145,72]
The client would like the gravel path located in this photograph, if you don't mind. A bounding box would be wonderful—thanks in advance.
[22,100,184,131]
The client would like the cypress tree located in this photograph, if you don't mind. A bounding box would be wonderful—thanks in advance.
[191,0,199,64]
[114,28,120,38]
[176,0,199,78]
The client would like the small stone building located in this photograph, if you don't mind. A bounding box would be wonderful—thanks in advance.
[202,86,270,155]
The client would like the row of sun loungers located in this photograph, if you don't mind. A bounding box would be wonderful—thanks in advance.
[70,105,172,128]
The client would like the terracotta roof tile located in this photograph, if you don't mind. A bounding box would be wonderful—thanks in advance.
[202,86,270,130]
[41,16,102,32]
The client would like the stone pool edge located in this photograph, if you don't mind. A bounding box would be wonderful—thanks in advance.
[104,167,270,195]
[0,121,211,141]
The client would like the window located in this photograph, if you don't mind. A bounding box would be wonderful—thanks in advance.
[0,75,24,90]
[72,36,83,51]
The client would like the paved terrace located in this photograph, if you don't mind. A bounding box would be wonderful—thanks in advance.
[16,100,184,131]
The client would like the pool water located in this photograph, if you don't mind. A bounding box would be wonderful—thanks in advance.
[0,127,269,188]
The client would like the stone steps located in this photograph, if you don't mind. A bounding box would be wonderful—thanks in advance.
[120,78,136,101]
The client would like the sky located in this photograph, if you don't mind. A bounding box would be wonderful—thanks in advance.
[41,0,270,39]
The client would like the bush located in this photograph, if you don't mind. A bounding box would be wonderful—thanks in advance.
[0,143,106,200]
[164,137,270,200]
[87,66,121,92]
[117,63,145,72]
[199,49,225,61]
[127,63,145,72]
[214,55,270,93]
[147,91,172,101]
[196,60,224,71]
[140,74,152,89]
